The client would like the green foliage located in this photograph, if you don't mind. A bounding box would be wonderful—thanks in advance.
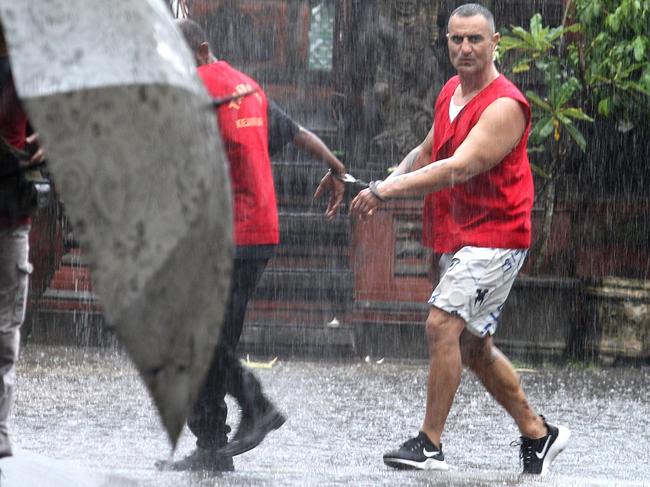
[498,3,650,272]
[498,15,580,74]
[499,2,650,160]
[499,13,592,159]
[572,0,650,120]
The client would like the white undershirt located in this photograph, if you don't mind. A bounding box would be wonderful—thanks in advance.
[449,98,464,122]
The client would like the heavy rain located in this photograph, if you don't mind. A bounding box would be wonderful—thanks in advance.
[0,0,648,486]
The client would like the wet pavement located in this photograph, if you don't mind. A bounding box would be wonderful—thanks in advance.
[3,344,650,486]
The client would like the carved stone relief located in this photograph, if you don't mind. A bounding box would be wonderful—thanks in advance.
[343,0,443,165]
[0,0,233,446]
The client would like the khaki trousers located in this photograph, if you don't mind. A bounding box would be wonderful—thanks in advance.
[0,224,31,458]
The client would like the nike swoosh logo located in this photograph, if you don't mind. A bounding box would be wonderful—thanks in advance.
[423,448,439,458]
[535,436,552,459]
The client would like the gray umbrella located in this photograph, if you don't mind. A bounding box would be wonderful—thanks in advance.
[0,0,233,447]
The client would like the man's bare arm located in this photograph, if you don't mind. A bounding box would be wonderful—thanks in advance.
[377,98,526,198]
[295,126,347,219]
[350,98,526,217]
[385,124,435,179]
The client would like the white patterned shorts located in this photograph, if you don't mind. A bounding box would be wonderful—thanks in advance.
[428,246,527,337]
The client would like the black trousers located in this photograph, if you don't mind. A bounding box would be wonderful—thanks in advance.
[188,257,270,449]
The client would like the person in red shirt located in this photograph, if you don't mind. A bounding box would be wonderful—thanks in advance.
[159,19,348,472]
[351,4,569,476]
[0,23,44,461]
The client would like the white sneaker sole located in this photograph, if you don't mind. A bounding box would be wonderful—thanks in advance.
[383,457,449,471]
[541,424,571,476]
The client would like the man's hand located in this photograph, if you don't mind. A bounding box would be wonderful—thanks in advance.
[313,171,345,220]
[22,133,45,167]
[349,182,384,220]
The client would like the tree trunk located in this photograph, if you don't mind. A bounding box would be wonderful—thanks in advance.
[533,174,556,274]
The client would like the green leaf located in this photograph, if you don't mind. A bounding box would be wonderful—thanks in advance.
[563,23,582,34]
[605,13,621,32]
[525,91,552,112]
[633,36,647,62]
[562,107,595,122]
[535,117,555,139]
[556,80,579,107]
[529,13,543,38]
[511,26,535,46]
[556,113,572,125]
[513,62,531,73]
[563,121,588,151]
[597,97,611,117]
[498,35,528,52]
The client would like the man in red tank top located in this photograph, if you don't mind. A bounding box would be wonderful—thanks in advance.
[351,4,569,476]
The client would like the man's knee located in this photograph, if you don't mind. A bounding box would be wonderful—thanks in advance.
[425,307,464,347]
[460,331,492,368]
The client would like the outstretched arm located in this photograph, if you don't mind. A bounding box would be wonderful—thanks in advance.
[267,99,346,220]
[385,123,435,180]
[350,97,527,218]
[296,127,347,220]
[294,127,346,175]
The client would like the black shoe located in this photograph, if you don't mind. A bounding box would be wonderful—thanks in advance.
[0,432,13,458]
[218,406,286,457]
[383,432,449,470]
[155,447,234,472]
[515,417,570,476]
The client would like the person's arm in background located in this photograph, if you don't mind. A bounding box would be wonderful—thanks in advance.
[295,126,346,220]
[292,127,346,175]
[267,100,346,220]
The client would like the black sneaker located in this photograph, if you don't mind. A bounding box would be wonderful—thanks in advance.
[516,418,570,476]
[0,432,13,458]
[383,432,449,470]
[155,448,234,472]
[218,406,286,457]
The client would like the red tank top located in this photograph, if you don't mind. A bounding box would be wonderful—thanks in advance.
[198,61,279,246]
[422,75,534,253]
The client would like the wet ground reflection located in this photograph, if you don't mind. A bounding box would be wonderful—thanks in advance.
[8,345,650,486]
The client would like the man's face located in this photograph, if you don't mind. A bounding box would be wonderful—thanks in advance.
[447,14,498,77]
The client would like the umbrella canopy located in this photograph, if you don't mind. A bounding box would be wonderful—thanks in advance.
[0,0,233,447]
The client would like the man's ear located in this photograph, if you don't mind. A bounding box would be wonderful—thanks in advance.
[197,42,210,64]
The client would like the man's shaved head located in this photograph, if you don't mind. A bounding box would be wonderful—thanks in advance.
[448,3,495,35]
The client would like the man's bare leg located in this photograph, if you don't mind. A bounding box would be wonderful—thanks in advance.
[420,307,467,446]
[382,306,463,470]
[460,330,546,439]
